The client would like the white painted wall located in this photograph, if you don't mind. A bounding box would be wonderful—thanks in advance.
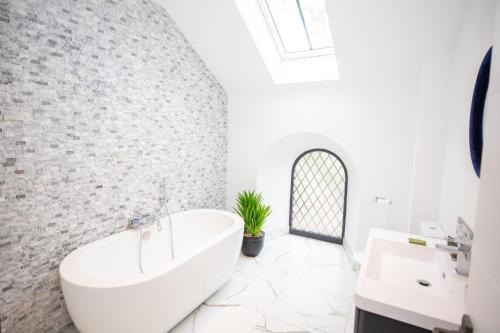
[408,53,452,233]
[438,0,496,235]
[255,132,360,248]
[157,0,469,251]
[157,0,467,251]
[227,82,427,251]
[466,2,500,330]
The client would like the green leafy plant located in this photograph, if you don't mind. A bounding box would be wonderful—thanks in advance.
[234,191,272,237]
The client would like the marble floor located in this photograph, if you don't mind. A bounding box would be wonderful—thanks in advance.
[64,234,358,333]
[170,234,358,333]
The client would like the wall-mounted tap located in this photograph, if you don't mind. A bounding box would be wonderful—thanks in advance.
[129,211,162,232]
[435,217,473,276]
[129,210,161,274]
[435,242,472,276]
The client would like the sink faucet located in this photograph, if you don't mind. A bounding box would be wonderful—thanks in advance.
[435,242,472,276]
[435,217,473,276]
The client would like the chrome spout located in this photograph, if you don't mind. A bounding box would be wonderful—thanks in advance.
[435,217,473,276]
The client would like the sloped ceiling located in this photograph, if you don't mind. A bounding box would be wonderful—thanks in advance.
[155,0,466,95]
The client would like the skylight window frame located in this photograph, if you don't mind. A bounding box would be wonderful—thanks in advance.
[257,0,335,61]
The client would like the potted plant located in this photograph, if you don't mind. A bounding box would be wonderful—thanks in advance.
[234,190,272,257]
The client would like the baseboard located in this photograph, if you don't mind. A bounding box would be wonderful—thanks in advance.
[263,225,360,272]
[343,240,360,271]
[264,224,289,239]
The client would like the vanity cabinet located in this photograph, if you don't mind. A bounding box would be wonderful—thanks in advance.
[354,307,431,333]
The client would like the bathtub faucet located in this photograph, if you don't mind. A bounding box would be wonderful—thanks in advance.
[129,211,157,275]
[129,212,160,230]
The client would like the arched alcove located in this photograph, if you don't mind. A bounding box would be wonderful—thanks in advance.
[256,132,359,250]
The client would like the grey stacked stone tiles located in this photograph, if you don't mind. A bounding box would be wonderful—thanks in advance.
[0,0,227,331]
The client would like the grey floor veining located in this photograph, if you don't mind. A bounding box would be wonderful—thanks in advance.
[63,234,357,333]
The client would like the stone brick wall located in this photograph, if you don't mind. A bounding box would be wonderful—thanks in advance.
[0,0,227,331]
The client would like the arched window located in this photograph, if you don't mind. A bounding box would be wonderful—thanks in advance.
[289,149,348,244]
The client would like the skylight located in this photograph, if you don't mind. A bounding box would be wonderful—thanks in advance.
[259,0,334,60]
[234,0,339,83]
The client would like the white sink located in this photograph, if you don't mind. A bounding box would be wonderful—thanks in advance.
[355,229,467,331]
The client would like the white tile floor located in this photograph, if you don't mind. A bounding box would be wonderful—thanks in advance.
[170,234,358,333]
[64,234,358,333]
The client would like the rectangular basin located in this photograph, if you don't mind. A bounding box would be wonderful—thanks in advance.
[355,230,467,331]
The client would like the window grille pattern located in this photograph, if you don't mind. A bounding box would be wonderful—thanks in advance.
[289,149,347,244]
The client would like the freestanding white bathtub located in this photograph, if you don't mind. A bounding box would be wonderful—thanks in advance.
[59,209,243,333]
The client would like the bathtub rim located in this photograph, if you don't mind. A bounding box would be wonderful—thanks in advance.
[59,209,243,290]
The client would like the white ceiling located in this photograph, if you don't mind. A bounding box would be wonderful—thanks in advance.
[155,0,467,95]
